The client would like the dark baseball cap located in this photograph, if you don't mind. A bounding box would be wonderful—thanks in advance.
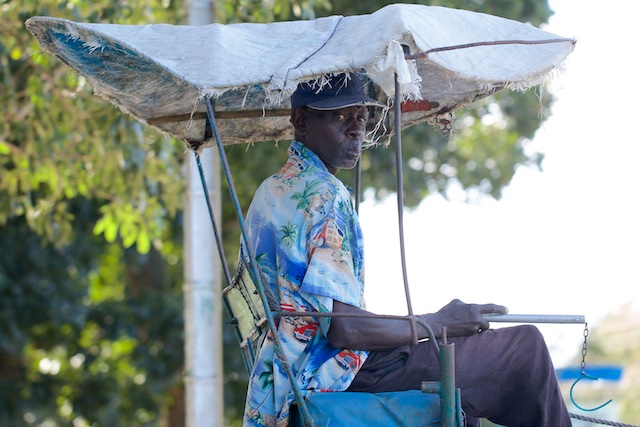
[290,73,386,110]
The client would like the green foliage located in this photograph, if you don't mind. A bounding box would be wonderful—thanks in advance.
[1,0,187,250]
[1,0,187,425]
[217,0,329,22]
[322,0,552,25]
[0,207,184,427]
[217,0,553,24]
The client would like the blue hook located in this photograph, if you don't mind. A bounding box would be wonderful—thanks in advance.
[569,373,613,412]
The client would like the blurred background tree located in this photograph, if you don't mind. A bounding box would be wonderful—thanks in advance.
[1,0,558,425]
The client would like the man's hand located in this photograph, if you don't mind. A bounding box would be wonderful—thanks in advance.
[327,299,508,351]
[419,299,509,338]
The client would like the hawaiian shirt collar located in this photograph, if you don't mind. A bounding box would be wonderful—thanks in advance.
[289,140,330,173]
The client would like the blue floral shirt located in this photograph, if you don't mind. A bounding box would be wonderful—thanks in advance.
[242,140,368,427]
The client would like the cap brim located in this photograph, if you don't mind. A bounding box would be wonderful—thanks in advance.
[306,94,387,110]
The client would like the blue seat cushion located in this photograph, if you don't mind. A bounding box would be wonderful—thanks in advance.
[290,390,441,427]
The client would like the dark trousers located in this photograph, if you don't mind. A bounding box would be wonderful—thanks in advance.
[346,325,571,427]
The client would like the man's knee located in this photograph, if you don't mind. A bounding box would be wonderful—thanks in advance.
[512,324,546,348]
[513,323,543,338]
[508,325,556,370]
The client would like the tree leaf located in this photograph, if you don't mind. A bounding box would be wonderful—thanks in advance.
[103,220,119,243]
[121,221,139,248]
[93,212,113,236]
[136,229,151,254]
[0,141,11,155]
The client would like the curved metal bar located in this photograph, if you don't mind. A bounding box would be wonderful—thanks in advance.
[414,317,440,356]
[405,37,576,60]
[570,374,613,412]
[394,73,418,346]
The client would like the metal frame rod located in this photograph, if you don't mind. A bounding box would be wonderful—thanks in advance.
[355,159,362,214]
[394,73,418,345]
[421,332,456,426]
[192,153,250,372]
[203,97,315,427]
[193,154,234,287]
[438,342,457,427]
[405,37,575,60]
[484,314,586,324]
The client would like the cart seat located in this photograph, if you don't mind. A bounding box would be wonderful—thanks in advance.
[290,390,441,427]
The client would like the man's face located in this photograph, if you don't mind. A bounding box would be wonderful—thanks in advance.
[300,106,369,175]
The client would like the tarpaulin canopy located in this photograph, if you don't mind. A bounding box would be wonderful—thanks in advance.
[26,4,575,150]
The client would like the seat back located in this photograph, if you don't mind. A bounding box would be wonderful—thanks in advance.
[222,261,268,373]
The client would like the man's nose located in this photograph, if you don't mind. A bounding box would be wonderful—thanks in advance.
[346,117,365,138]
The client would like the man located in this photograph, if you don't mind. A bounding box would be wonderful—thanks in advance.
[242,73,571,427]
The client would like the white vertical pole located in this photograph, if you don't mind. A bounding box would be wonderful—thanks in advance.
[184,1,222,427]
[184,151,223,427]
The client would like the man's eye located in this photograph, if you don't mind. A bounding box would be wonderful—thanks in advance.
[336,113,346,121]
[357,117,367,124]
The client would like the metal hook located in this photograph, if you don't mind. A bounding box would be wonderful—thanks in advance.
[569,373,613,412]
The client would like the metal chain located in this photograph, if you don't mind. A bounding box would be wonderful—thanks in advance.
[580,322,589,374]
[571,322,613,412]
[568,323,640,426]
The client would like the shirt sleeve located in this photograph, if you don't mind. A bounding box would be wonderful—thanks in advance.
[298,187,363,334]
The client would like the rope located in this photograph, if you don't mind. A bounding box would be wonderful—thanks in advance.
[570,412,640,427]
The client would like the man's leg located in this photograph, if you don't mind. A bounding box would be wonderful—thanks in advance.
[347,325,571,427]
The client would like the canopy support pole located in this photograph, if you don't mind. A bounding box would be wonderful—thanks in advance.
[393,73,418,345]
[203,97,315,427]
[355,159,362,214]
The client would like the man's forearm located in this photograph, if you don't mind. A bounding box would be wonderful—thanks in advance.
[327,301,431,351]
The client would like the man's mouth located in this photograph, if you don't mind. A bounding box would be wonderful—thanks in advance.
[346,147,361,158]
[346,141,362,156]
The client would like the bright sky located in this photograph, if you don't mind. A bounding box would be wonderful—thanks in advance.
[359,0,640,366]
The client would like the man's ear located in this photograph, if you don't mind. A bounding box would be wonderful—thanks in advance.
[291,107,308,136]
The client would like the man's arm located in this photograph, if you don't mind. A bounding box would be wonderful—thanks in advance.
[327,299,508,351]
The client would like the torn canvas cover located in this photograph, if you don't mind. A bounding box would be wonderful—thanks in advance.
[26,4,575,149]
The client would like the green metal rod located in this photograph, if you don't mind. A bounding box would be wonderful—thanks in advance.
[421,341,459,427]
[438,343,457,427]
